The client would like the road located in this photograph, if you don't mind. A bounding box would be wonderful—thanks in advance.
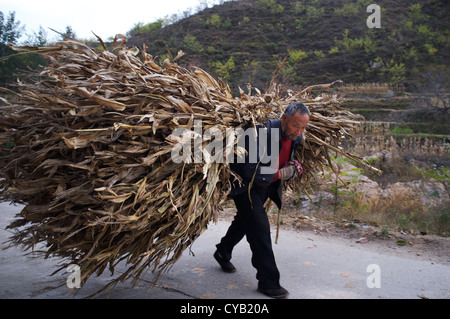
[1,201,449,299]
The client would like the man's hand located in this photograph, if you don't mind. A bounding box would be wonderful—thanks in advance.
[278,161,303,181]
[292,160,303,175]
[278,164,296,180]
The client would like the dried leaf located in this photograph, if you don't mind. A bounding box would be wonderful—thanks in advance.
[0,36,377,297]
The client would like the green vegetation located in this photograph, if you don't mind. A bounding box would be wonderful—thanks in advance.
[213,56,236,81]
[257,0,285,15]
[391,127,414,135]
[0,1,448,237]
[183,34,203,53]
[123,0,448,94]
[0,11,79,87]
[307,155,450,236]
[0,11,28,86]
[2,0,449,94]
[128,20,164,36]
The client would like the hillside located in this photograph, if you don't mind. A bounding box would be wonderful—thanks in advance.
[127,0,449,94]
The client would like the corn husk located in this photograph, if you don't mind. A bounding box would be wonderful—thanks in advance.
[0,37,378,295]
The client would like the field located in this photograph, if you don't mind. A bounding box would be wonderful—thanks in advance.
[271,83,449,237]
[1,82,448,238]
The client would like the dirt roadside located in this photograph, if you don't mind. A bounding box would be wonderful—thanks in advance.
[218,206,450,267]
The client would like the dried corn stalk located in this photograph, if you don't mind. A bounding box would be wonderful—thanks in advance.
[0,36,377,295]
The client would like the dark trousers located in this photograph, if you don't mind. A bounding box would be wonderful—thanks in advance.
[216,184,281,289]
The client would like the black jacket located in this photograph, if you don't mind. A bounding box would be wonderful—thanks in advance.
[229,119,303,209]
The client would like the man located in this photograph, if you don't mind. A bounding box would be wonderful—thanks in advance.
[214,102,310,298]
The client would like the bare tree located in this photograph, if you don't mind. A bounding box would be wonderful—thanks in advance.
[413,68,449,118]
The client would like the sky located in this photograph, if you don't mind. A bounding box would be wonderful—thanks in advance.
[1,0,215,42]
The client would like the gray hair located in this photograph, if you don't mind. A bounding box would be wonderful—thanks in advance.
[284,102,310,118]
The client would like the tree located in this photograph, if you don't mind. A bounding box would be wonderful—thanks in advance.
[0,11,26,86]
[0,11,24,45]
[382,59,406,86]
[257,0,284,15]
[127,20,163,37]
[288,48,307,65]
[25,26,48,47]
[213,56,236,81]
[412,68,449,118]
[205,14,222,28]
[183,34,203,53]
[0,11,47,87]
[60,25,77,40]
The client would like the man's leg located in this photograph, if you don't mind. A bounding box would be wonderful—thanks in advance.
[215,199,246,262]
[246,187,281,289]
[214,187,288,297]
[232,187,281,289]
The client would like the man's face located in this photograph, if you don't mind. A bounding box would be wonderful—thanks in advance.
[281,112,309,141]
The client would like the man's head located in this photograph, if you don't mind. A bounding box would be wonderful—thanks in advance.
[281,102,310,141]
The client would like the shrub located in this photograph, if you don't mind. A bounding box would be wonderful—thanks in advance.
[183,34,203,53]
[391,127,414,134]
[288,48,308,64]
[257,0,284,15]
[205,13,222,28]
[334,3,359,16]
[213,56,236,81]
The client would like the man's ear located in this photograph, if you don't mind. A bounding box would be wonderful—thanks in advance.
[281,113,287,125]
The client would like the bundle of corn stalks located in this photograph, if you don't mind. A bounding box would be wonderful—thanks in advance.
[0,36,378,295]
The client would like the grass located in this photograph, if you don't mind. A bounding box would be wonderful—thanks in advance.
[391,124,450,137]
[333,187,450,236]
[295,156,450,237]
[300,185,450,237]
[300,85,449,236]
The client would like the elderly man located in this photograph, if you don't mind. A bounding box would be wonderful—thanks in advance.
[214,102,310,298]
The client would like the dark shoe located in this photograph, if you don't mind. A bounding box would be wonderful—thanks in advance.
[257,286,289,299]
[214,250,236,273]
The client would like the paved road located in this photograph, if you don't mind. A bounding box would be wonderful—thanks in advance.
[1,201,449,299]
